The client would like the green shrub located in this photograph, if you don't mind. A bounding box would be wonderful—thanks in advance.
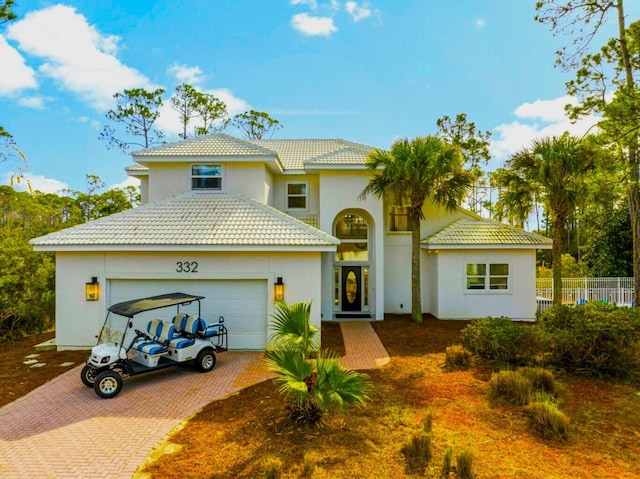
[526,400,570,440]
[263,456,283,479]
[538,303,640,379]
[302,451,315,477]
[517,367,557,396]
[402,431,432,472]
[456,447,475,479]
[489,370,533,405]
[439,446,453,479]
[460,317,548,366]
[445,344,472,369]
[422,411,433,433]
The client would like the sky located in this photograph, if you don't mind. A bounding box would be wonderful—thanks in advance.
[1,1,638,195]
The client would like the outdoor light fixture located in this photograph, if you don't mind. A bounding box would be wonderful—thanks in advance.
[274,277,285,301]
[85,277,100,301]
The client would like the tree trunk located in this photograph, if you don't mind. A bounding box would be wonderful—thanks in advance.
[552,215,565,306]
[411,211,422,323]
[629,164,640,307]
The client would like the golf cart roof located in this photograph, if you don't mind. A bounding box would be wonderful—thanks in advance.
[108,292,205,318]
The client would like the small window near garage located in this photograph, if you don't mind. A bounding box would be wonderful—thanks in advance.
[389,205,412,232]
[466,263,509,291]
[192,164,222,191]
[287,182,307,209]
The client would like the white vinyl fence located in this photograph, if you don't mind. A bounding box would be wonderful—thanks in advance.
[536,277,634,312]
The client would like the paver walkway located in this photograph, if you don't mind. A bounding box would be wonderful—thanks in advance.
[0,322,388,479]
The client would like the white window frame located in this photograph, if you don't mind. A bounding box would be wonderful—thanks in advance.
[465,262,510,294]
[191,164,223,192]
[286,181,308,210]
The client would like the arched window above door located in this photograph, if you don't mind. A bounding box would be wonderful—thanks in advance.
[335,213,368,261]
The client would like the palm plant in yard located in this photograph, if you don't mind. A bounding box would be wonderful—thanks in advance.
[264,301,370,425]
[360,135,475,323]
[494,133,597,305]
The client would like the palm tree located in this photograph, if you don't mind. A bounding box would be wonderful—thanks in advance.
[360,136,475,323]
[496,133,597,305]
[264,301,370,425]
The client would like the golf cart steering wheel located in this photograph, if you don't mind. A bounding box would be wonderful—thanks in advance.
[134,329,148,340]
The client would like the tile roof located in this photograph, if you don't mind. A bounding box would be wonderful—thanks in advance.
[130,134,374,171]
[30,193,340,250]
[132,133,277,158]
[424,219,552,248]
[249,139,373,170]
[304,146,374,167]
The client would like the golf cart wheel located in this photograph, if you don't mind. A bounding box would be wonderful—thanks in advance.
[94,370,123,399]
[80,365,97,387]
[195,348,216,372]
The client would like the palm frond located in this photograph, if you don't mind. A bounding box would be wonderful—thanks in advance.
[264,348,314,406]
[268,301,318,354]
[314,351,371,410]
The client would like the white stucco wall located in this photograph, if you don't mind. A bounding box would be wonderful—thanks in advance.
[383,233,412,314]
[432,249,537,320]
[54,250,322,349]
[317,171,384,320]
[147,163,186,202]
[141,160,272,204]
[272,174,320,217]
[225,162,271,202]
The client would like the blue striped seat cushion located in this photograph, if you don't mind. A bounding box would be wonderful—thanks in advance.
[134,341,167,355]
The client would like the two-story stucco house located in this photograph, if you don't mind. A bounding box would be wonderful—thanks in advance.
[30,133,551,350]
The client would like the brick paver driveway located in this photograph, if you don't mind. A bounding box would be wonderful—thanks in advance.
[0,322,388,479]
[0,352,271,479]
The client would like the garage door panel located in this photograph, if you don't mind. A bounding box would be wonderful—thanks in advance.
[109,279,268,350]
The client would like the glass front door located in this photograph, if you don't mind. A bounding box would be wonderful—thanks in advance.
[341,266,362,312]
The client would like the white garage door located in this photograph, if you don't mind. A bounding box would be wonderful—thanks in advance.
[109,279,268,350]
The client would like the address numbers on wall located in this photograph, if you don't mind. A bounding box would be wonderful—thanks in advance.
[176,261,199,273]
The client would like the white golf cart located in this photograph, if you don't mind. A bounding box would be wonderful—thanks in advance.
[81,292,227,399]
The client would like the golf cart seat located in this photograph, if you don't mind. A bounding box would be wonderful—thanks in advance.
[169,315,202,349]
[133,319,174,355]
[172,314,200,338]
[197,316,225,338]
[172,313,189,334]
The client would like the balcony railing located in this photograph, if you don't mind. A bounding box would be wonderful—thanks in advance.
[288,212,319,228]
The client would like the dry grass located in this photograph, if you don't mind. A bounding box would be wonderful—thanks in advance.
[4,318,640,478]
[0,331,87,408]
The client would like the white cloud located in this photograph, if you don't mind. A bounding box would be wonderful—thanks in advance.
[167,64,206,86]
[18,96,45,109]
[490,95,600,165]
[290,0,318,9]
[291,13,338,36]
[110,175,140,191]
[0,35,37,95]
[513,95,577,123]
[475,17,486,28]
[155,87,250,137]
[7,172,69,194]
[6,5,156,111]
[345,1,372,21]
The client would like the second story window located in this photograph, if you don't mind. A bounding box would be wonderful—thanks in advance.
[192,164,222,191]
[287,182,307,209]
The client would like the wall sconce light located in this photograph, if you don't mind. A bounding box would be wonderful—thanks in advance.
[85,277,100,301]
[274,277,285,301]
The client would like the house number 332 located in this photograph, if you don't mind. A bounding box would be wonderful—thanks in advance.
[176,261,198,273]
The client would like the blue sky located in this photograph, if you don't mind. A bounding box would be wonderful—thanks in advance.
[1,1,637,194]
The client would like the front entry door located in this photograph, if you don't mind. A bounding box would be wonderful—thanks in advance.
[341,266,362,312]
